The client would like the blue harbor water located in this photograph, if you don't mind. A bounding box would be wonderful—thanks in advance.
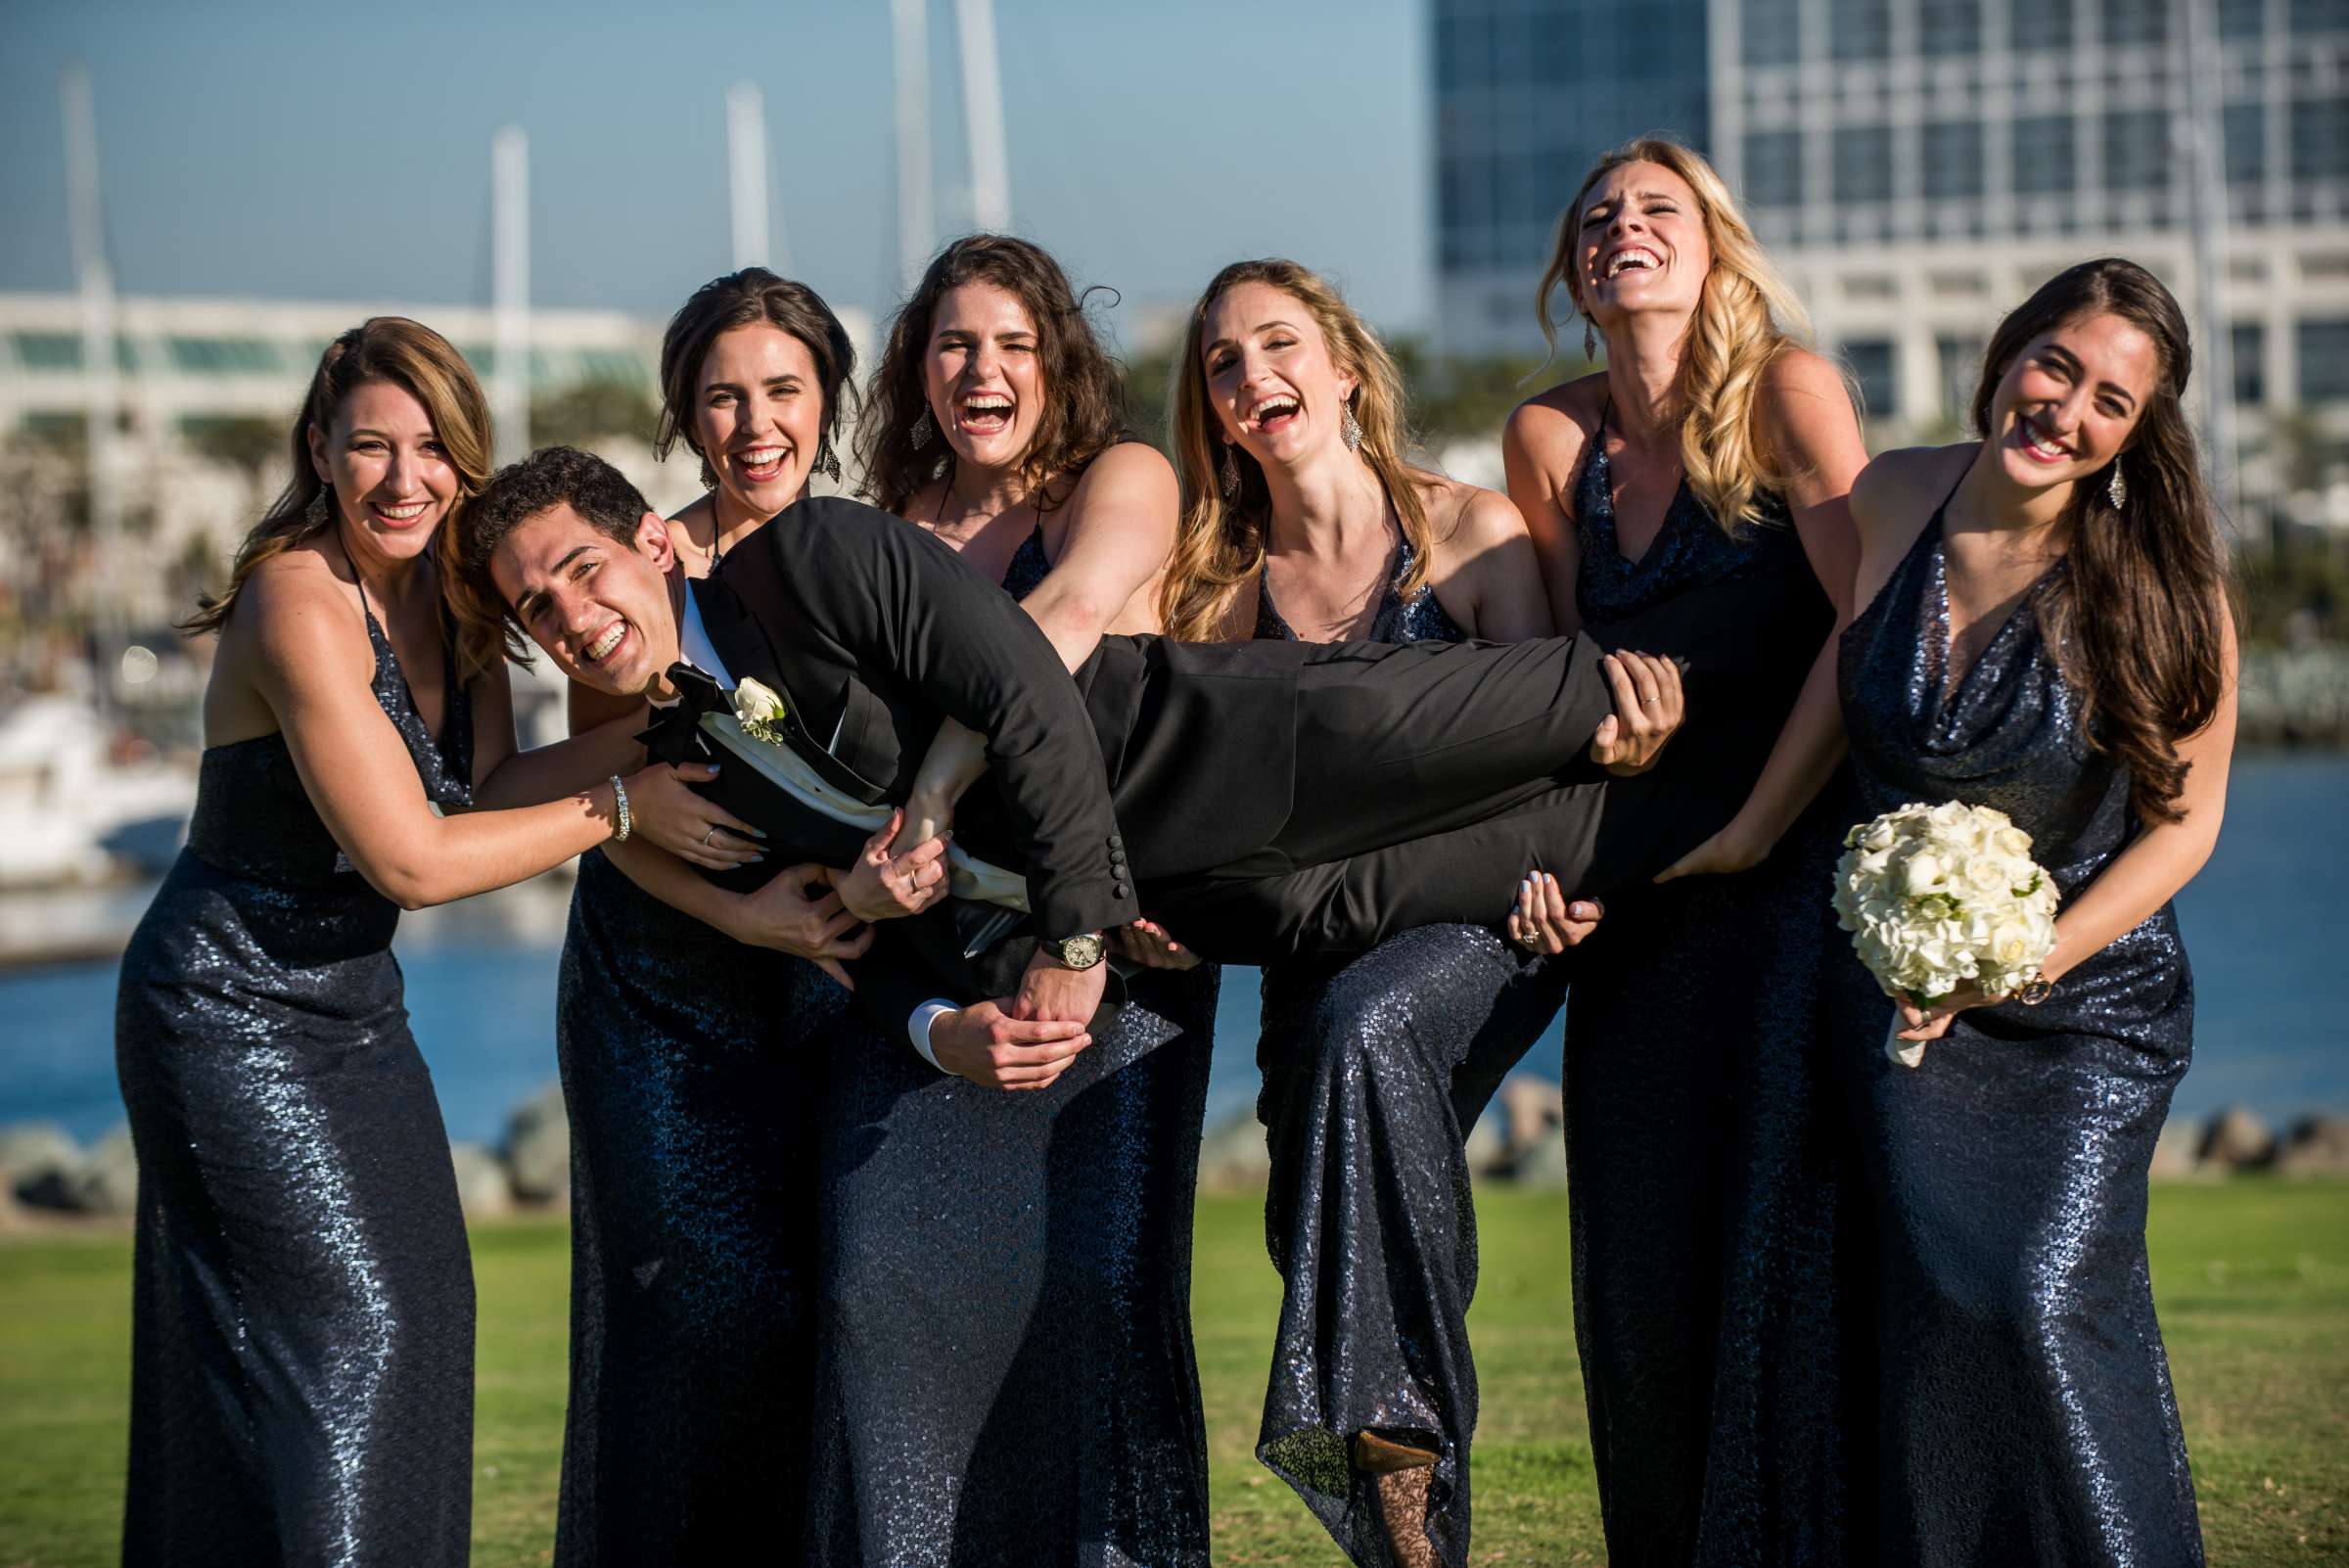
[5,754,2346,1145]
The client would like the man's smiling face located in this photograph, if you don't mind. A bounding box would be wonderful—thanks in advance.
[490,502,682,699]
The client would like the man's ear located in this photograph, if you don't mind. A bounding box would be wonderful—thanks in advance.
[635,510,677,572]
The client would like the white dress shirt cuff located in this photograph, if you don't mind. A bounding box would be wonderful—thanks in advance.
[908,999,958,1073]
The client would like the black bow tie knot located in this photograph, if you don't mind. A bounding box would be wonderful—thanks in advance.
[635,664,730,765]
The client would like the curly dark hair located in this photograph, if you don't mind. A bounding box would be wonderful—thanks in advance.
[445,445,654,660]
[656,267,858,487]
[1969,257,2234,824]
[856,234,1132,515]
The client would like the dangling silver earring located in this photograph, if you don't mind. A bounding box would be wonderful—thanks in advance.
[1340,398,1364,454]
[2106,460,2126,511]
[1220,442,1241,500]
[910,406,935,449]
[817,438,844,484]
[305,485,334,529]
[1585,319,1599,362]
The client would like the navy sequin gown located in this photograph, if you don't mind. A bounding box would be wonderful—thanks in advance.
[1833,495,2203,1566]
[1561,413,1861,1565]
[802,526,1221,1567]
[115,596,476,1568]
[1250,538,1571,1568]
[551,848,850,1560]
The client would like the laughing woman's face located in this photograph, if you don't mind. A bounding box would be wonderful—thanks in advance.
[1984,311,2161,497]
[1575,160,1712,329]
[923,281,1046,475]
[694,323,828,518]
[308,380,459,561]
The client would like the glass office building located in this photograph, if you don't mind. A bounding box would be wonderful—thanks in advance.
[1432,0,1714,351]
[1434,0,2349,442]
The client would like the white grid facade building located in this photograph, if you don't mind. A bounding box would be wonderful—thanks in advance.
[1434,0,2349,451]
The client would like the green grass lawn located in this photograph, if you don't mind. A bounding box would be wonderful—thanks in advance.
[3,1183,2344,1566]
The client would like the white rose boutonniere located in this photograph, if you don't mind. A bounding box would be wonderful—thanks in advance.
[731,678,789,747]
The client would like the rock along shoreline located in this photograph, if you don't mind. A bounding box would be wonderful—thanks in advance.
[6,1083,2344,1228]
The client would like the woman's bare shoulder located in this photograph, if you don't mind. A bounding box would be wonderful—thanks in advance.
[1078,438,1175,485]
[1507,373,1604,438]
[1503,373,1606,482]
[1415,471,1526,552]
[1853,443,1971,518]
[225,544,370,686]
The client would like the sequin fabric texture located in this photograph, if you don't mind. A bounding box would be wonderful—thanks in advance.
[800,525,1222,1567]
[1832,502,2203,1566]
[551,848,850,1562]
[114,599,476,1568]
[1565,420,1860,1566]
[1251,536,1569,1568]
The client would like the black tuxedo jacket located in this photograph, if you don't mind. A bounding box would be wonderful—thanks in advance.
[658,495,1639,1039]
[686,494,1349,887]
[663,497,1368,1038]
[686,495,1139,943]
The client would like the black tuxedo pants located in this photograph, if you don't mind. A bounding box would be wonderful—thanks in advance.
[1261,633,1618,867]
[1137,634,1669,961]
[1150,633,1734,964]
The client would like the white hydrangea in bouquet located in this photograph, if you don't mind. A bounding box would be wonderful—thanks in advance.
[1832,801,2059,1067]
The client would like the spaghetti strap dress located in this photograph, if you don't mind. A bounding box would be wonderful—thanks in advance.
[551,809,851,1554]
[115,592,477,1568]
[801,524,1222,1568]
[1561,404,1864,1565]
[1250,536,1573,1568]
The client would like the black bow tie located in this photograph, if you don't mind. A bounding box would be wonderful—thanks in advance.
[635,664,729,765]
[666,663,731,718]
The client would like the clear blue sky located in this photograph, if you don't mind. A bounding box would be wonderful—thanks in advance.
[0,0,1435,342]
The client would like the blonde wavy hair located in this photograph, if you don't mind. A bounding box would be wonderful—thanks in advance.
[1535,136,1816,535]
[1162,258,1432,643]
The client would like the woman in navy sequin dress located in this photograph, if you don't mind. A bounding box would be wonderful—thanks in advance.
[1503,140,1871,1565]
[1833,259,2231,1565]
[115,320,716,1566]
[547,270,882,1562]
[1158,258,1676,1568]
[800,235,1221,1566]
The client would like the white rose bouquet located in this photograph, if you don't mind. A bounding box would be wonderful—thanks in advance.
[1832,801,2059,1067]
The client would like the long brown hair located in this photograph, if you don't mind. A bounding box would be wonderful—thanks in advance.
[182,318,496,669]
[1970,257,2232,823]
[856,234,1131,515]
[1534,136,1817,535]
[655,267,857,485]
[1160,258,1433,643]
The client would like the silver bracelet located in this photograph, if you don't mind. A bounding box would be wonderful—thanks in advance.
[609,773,632,843]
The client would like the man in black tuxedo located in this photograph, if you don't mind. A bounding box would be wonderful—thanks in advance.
[457,446,1697,1056]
